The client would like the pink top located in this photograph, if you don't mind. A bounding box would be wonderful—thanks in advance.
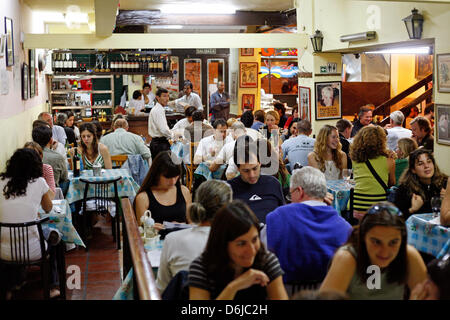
[43,164,56,193]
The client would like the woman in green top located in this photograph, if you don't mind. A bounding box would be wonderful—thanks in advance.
[70,122,112,170]
[394,138,417,185]
[319,202,427,300]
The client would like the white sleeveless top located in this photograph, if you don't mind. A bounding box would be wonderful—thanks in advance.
[324,160,341,180]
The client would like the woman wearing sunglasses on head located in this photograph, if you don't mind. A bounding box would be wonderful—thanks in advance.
[319,202,427,299]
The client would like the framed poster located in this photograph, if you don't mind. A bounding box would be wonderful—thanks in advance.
[415,55,433,79]
[22,63,29,100]
[29,49,36,98]
[436,104,450,145]
[240,48,254,56]
[5,17,14,66]
[242,94,255,111]
[239,62,258,88]
[298,86,311,122]
[314,81,342,120]
[35,68,39,96]
[437,54,450,93]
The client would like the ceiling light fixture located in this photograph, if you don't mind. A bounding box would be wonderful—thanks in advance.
[365,46,431,54]
[149,25,183,29]
[160,4,237,15]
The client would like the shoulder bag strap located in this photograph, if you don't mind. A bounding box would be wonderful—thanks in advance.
[365,159,388,192]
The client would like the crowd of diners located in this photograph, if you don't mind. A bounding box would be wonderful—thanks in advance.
[1,89,449,300]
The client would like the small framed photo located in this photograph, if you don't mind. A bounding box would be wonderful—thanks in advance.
[298,86,311,122]
[29,49,36,98]
[436,104,450,145]
[5,17,14,66]
[242,94,255,111]
[415,55,433,79]
[314,81,342,120]
[22,63,29,100]
[239,62,258,88]
[0,34,6,57]
[437,54,450,93]
[241,48,254,56]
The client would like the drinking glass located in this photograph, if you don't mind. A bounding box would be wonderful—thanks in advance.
[431,196,442,218]
[342,169,352,186]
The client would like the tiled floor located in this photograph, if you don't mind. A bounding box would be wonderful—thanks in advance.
[8,215,123,300]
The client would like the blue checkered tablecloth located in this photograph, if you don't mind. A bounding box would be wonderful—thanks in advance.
[66,169,140,204]
[194,162,226,181]
[326,180,353,215]
[39,199,85,247]
[406,213,450,257]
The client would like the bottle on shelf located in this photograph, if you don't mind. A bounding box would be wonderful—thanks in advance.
[157,55,163,73]
[110,58,115,72]
[105,56,110,73]
[72,54,77,72]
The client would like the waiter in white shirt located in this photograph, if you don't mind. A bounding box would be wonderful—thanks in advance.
[148,88,172,159]
[172,80,203,111]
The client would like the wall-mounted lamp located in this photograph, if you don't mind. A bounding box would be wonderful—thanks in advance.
[310,30,323,52]
[402,8,424,40]
[340,31,376,42]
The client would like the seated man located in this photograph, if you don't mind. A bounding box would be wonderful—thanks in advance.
[411,116,434,152]
[100,119,151,165]
[336,118,352,169]
[385,110,412,151]
[38,112,67,145]
[251,110,265,131]
[193,118,232,164]
[281,119,315,169]
[32,125,68,188]
[228,135,285,224]
[184,110,213,143]
[261,167,352,284]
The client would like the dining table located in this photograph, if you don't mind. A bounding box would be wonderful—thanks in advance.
[326,179,353,215]
[406,213,450,257]
[39,199,85,247]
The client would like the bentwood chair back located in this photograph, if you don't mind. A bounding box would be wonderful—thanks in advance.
[185,142,199,192]
[0,217,66,299]
[111,154,128,169]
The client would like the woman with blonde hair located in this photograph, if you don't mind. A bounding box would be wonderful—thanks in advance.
[350,125,395,220]
[308,125,347,180]
[394,138,418,186]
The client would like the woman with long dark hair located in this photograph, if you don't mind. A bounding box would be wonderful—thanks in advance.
[394,148,447,220]
[319,202,427,299]
[134,151,191,229]
[188,200,288,300]
[69,122,112,170]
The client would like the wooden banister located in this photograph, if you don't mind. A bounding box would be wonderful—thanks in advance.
[121,198,161,300]
[373,73,433,116]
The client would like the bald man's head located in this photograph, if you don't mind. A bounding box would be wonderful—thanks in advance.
[217,81,225,93]
[114,119,129,130]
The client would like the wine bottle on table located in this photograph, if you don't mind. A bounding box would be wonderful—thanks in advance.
[73,147,81,177]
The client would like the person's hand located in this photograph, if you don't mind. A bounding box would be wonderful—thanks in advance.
[51,140,58,150]
[230,269,270,292]
[410,193,424,213]
[153,223,164,231]
[410,279,439,300]
[282,128,288,136]
[440,188,446,198]
[387,149,397,160]
[384,124,393,129]
[324,192,334,205]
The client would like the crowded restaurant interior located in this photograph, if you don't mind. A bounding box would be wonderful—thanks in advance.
[1,0,450,303]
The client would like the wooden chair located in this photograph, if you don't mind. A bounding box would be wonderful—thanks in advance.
[111,154,128,169]
[184,142,199,192]
[0,217,66,300]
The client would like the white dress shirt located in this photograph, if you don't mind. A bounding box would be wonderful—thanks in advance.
[175,92,203,111]
[194,134,233,163]
[148,102,172,139]
[128,97,145,115]
[52,125,67,145]
[386,126,412,151]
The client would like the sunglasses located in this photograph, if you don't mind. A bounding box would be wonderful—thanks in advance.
[366,204,403,217]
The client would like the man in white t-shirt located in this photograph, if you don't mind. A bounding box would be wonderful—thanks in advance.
[173,80,203,111]
[385,110,412,151]
[193,119,232,164]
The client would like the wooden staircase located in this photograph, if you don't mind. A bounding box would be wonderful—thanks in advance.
[372,73,433,126]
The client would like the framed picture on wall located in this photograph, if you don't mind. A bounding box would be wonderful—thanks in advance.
[436,104,450,145]
[22,63,29,100]
[437,53,450,93]
[415,55,433,79]
[35,68,39,96]
[5,17,14,66]
[239,62,258,88]
[242,94,255,111]
[29,49,36,98]
[298,86,311,122]
[314,81,342,120]
[240,48,254,56]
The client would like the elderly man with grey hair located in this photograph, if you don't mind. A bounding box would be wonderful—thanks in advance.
[385,110,412,151]
[261,166,352,287]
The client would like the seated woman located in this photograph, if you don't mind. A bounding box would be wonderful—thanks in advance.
[308,125,347,180]
[319,202,427,299]
[65,111,80,142]
[188,200,288,300]
[0,148,59,298]
[394,138,418,186]
[441,178,450,227]
[56,112,76,147]
[394,149,447,220]
[24,141,56,195]
[134,151,191,229]
[258,138,290,196]
[156,180,232,292]
[261,110,280,142]
[350,125,395,220]
[281,117,299,142]
[70,122,112,170]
